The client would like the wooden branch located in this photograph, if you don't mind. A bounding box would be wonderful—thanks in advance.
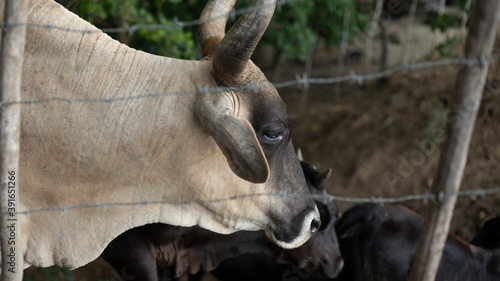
[408,1,500,281]
[336,7,350,76]
[0,0,27,280]
[399,0,418,64]
[461,0,473,33]
[364,0,383,71]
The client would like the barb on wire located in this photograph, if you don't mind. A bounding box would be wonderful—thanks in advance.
[1,55,496,109]
[8,186,500,216]
[0,0,306,35]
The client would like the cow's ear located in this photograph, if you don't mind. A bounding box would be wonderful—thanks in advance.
[212,115,270,183]
[196,93,270,183]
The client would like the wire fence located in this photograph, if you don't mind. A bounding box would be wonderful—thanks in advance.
[1,0,500,280]
[7,186,500,216]
[0,0,497,223]
[0,0,489,111]
[0,55,496,109]
[1,4,497,210]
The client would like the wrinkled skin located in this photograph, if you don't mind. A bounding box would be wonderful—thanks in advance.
[0,0,319,270]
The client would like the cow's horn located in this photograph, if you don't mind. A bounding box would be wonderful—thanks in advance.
[198,0,236,57]
[319,168,333,185]
[297,148,304,161]
[213,0,276,86]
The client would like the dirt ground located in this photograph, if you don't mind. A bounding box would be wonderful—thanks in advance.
[281,58,500,242]
[23,12,500,281]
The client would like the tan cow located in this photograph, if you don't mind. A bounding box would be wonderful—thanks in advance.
[0,0,321,271]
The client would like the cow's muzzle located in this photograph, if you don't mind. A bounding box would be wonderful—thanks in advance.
[267,206,321,249]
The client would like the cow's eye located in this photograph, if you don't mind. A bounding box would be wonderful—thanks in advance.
[264,130,283,142]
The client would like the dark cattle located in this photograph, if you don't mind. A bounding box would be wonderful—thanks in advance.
[102,162,343,281]
[334,203,500,281]
[470,217,500,250]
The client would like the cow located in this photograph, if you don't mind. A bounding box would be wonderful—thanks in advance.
[334,203,500,281]
[470,217,500,250]
[0,0,321,271]
[101,161,343,281]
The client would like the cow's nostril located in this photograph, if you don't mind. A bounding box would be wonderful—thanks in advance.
[310,217,321,234]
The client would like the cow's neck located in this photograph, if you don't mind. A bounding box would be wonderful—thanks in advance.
[20,0,222,206]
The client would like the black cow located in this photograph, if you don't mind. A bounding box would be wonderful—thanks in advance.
[334,203,500,281]
[470,217,500,250]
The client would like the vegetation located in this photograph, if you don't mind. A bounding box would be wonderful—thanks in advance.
[55,0,368,61]
[427,0,475,58]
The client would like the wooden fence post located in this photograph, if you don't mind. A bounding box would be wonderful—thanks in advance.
[336,6,351,76]
[408,1,500,281]
[0,0,27,280]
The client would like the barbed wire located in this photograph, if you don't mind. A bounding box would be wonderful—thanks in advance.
[9,186,500,216]
[0,0,494,110]
[0,0,307,35]
[0,55,496,109]
[2,0,498,218]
